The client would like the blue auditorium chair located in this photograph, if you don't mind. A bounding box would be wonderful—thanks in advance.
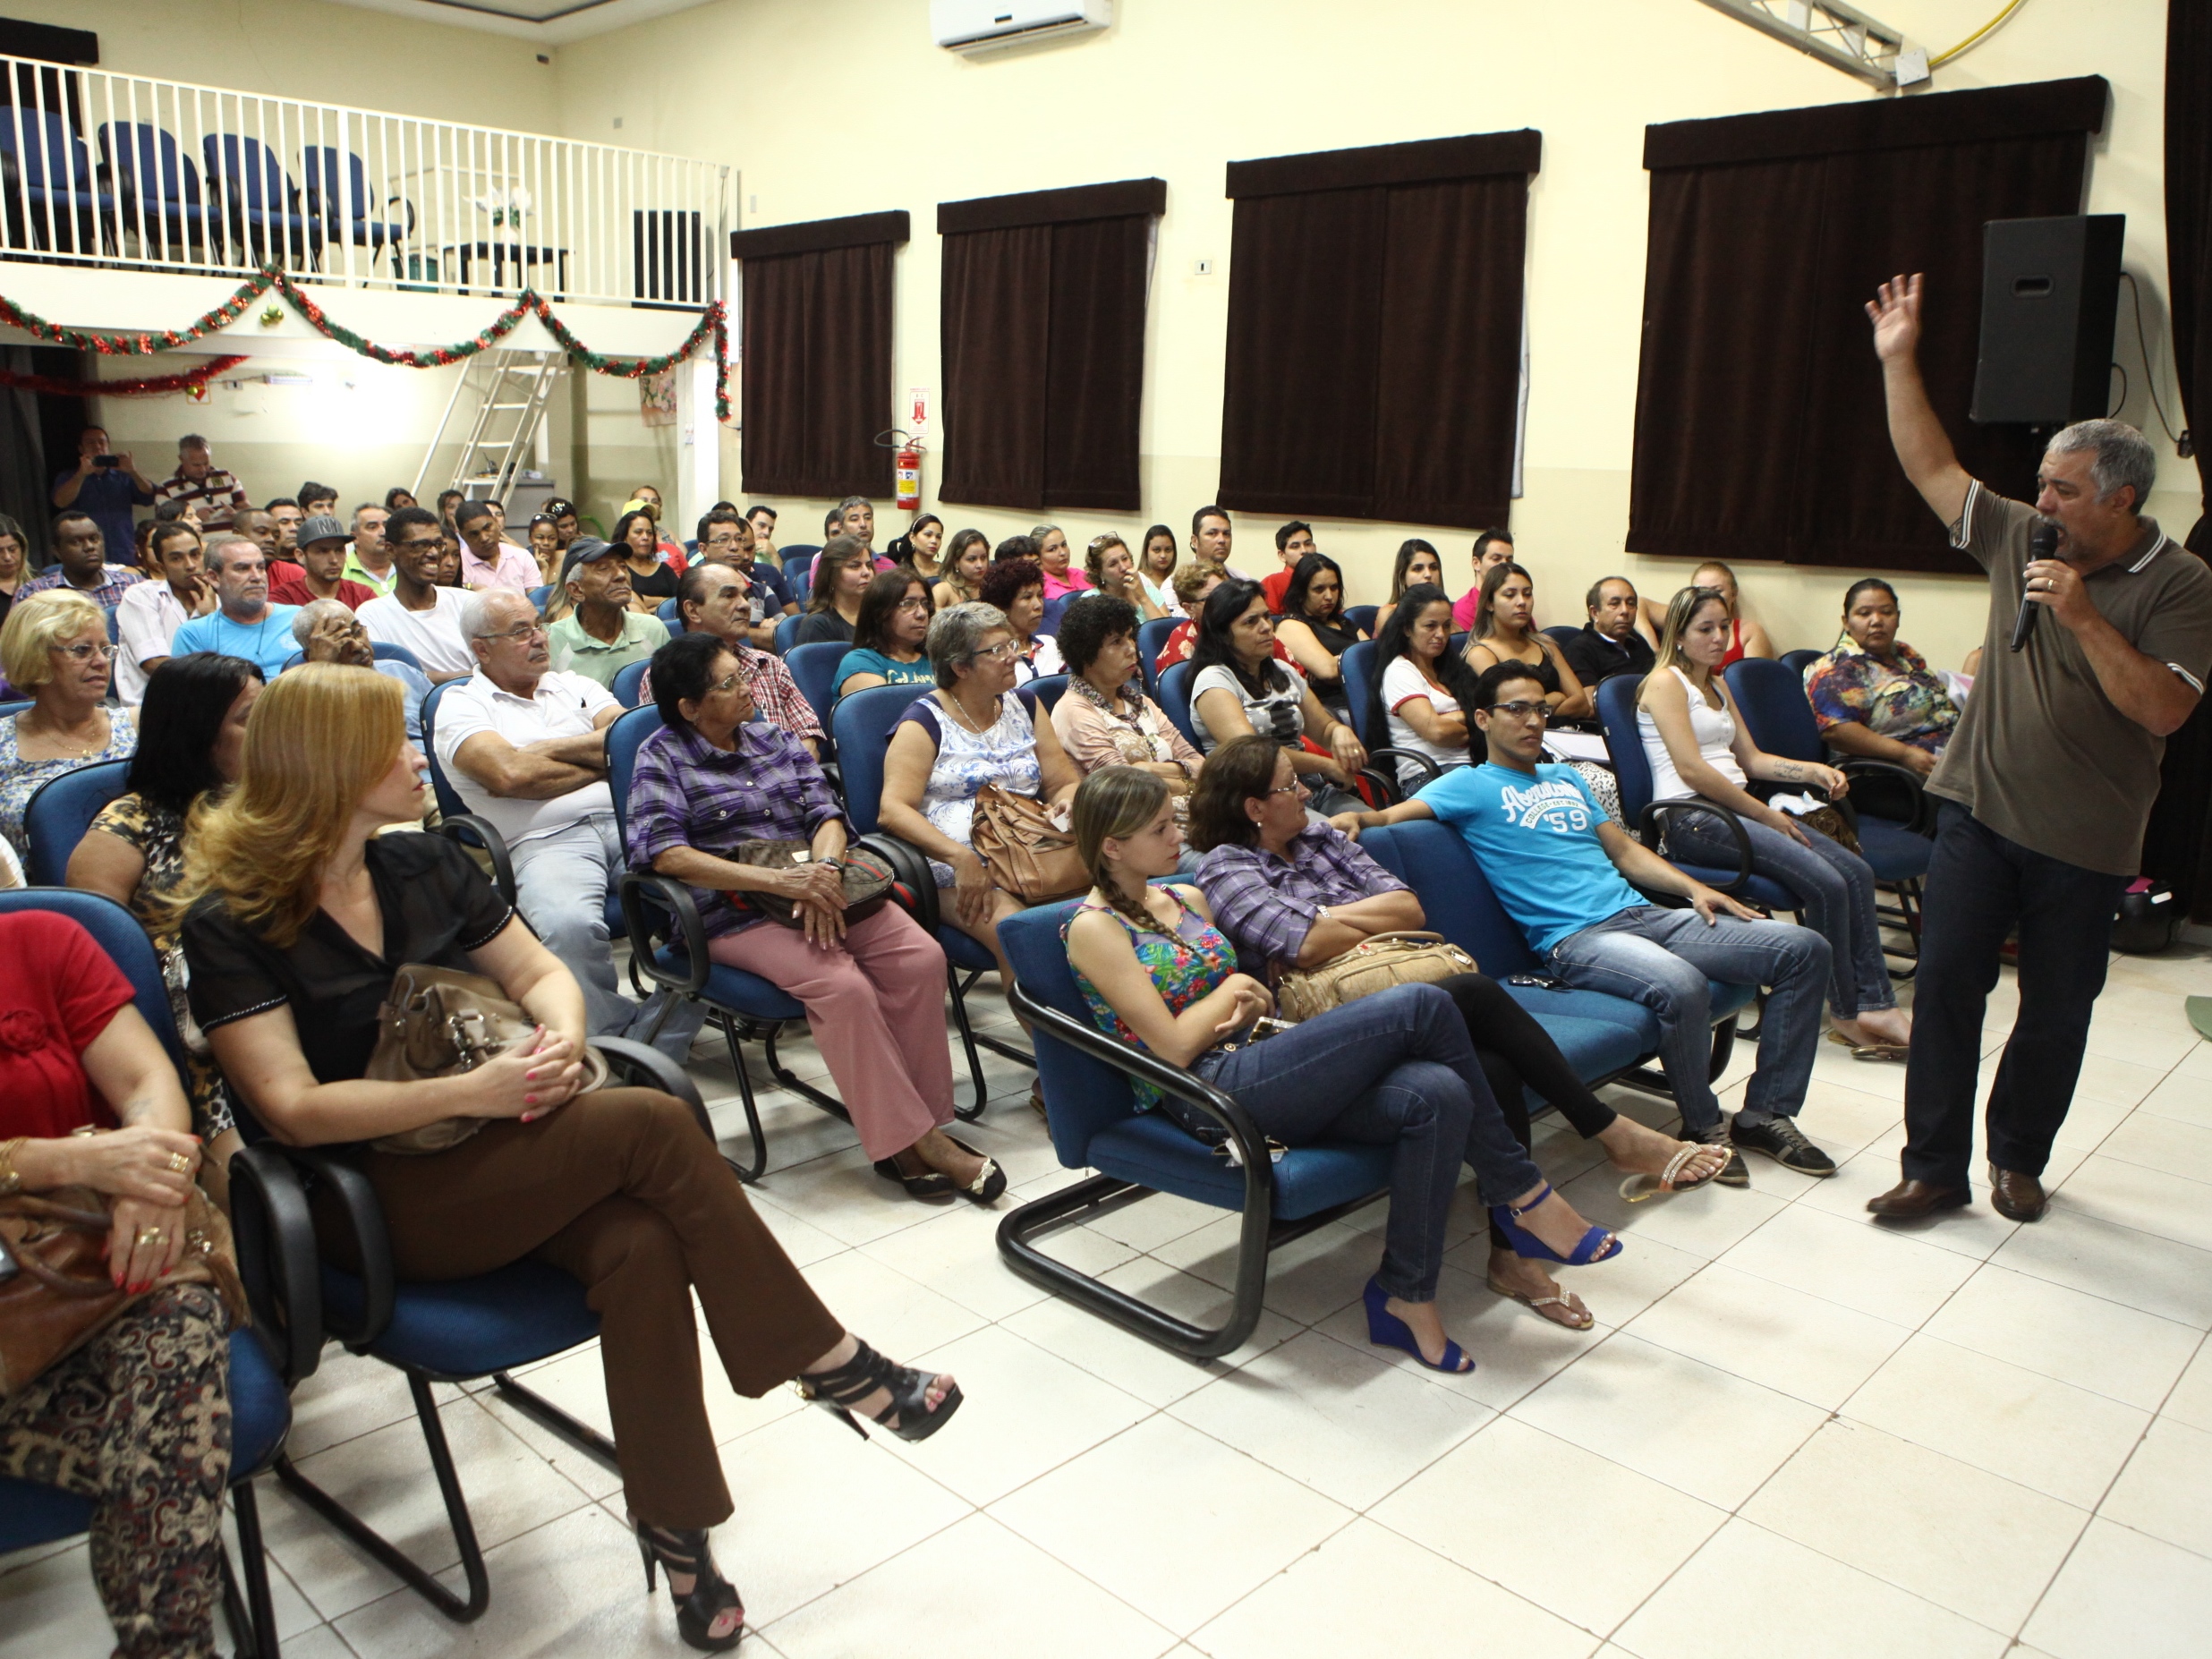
[277,641,422,673]
[1136,616,1178,700]
[21,758,131,885]
[832,682,1029,1110]
[611,658,650,709]
[784,639,853,736]
[772,612,805,655]
[415,679,520,906]
[1339,640,1442,795]
[1342,604,1378,637]
[1779,648,1823,677]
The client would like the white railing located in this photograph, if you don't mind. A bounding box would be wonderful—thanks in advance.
[0,55,728,308]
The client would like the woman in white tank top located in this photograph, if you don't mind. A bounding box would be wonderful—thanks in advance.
[1638,587,1912,1060]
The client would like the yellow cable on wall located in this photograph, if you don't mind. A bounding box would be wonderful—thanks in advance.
[1928,0,2029,69]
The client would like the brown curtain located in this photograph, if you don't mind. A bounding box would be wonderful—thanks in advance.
[938,179,1163,512]
[1219,131,1539,530]
[732,212,906,499]
[2148,4,2212,919]
[1629,78,2106,574]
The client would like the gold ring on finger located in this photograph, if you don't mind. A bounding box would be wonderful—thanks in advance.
[136,1226,166,1246]
[167,1152,193,1173]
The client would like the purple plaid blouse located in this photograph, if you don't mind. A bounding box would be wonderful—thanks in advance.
[1195,821,1408,970]
[625,719,845,939]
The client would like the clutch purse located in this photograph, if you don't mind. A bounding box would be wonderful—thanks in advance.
[1273,931,1477,1024]
[723,841,897,928]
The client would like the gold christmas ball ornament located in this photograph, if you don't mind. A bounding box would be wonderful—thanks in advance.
[259,304,285,327]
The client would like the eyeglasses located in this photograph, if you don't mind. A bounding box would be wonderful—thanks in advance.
[710,672,742,693]
[476,622,549,643]
[1266,781,1305,796]
[972,641,1020,661]
[52,642,119,662]
[895,596,931,612]
[1490,699,1551,724]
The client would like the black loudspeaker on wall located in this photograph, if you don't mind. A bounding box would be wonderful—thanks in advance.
[1970,214,2125,427]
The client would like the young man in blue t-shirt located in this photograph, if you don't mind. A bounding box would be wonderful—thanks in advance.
[1348,662,1835,1178]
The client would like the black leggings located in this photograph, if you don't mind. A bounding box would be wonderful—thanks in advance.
[1434,974,1619,1251]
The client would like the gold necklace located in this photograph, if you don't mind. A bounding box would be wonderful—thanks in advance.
[940,688,998,734]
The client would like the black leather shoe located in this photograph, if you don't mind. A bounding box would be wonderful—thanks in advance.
[1988,1165,2047,1222]
[1866,1178,1970,1218]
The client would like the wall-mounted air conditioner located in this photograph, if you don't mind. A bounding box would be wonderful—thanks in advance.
[931,0,1112,55]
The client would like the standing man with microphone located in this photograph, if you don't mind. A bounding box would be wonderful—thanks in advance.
[1863,272,2212,1222]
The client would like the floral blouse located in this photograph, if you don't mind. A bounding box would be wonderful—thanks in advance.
[89,791,233,1142]
[0,708,138,858]
[1066,889,1236,1121]
[1802,634,1960,757]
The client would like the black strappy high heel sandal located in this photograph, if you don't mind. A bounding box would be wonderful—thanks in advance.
[634,1518,745,1652]
[796,1337,964,1443]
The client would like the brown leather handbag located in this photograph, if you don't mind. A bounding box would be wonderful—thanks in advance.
[724,841,897,928]
[968,785,1090,906]
[0,1184,246,1400]
[366,964,610,1155]
[1273,931,1479,1024]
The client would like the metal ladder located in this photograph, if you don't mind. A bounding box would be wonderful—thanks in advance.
[413,349,561,503]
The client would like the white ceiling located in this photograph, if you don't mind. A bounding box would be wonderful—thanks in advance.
[320,0,725,46]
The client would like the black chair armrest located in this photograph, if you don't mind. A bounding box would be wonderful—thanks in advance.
[1638,797,1755,894]
[819,760,843,797]
[617,870,709,997]
[591,1034,718,1146]
[1367,747,1442,787]
[435,813,516,908]
[1007,981,1276,1202]
[1837,759,1932,835]
[1353,766,1402,808]
[860,832,940,934]
[276,1148,395,1352]
[226,1143,326,1384]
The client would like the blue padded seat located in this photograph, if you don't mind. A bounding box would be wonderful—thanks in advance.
[1000,898,1391,1214]
[321,1260,600,1378]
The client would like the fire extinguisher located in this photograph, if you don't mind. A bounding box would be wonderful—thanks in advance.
[879,429,925,513]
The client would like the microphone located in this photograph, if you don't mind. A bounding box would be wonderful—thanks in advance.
[2011,521,2061,652]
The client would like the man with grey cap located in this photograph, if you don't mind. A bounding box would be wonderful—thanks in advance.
[548,536,668,689]
[435,585,703,1059]
[268,513,376,610]
[292,597,431,741]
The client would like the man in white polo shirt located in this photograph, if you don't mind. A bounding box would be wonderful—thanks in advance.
[433,586,702,1060]
[357,506,475,682]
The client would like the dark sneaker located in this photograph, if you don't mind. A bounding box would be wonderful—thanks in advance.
[1693,1130,1752,1187]
[1730,1115,1836,1176]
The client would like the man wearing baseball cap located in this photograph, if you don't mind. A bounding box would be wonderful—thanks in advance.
[268,514,377,610]
[547,537,668,689]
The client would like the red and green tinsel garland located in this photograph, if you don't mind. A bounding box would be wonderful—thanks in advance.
[0,353,249,397]
[0,268,730,419]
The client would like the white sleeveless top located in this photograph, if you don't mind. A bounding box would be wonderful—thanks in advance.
[1638,665,1747,801]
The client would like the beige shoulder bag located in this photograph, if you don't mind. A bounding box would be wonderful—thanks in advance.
[367,965,609,1154]
[1274,931,1478,1024]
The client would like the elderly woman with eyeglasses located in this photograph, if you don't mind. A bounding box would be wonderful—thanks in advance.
[0,589,139,857]
[879,601,1083,990]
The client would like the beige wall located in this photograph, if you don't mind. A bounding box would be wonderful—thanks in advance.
[6,0,551,123]
[554,0,2189,670]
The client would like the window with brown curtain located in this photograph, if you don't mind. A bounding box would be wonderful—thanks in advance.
[937,178,1164,512]
[1218,131,1540,530]
[1629,77,2108,574]
[730,210,907,499]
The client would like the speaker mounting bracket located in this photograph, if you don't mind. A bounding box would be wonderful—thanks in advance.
[1693,0,1914,91]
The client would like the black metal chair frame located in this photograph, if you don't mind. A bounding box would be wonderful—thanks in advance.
[996,980,1740,1360]
[226,1037,701,1624]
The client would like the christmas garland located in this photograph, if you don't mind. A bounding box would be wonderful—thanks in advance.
[0,353,249,397]
[0,267,730,418]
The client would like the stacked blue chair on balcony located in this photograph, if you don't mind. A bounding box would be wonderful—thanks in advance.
[202,134,319,266]
[98,123,216,262]
[301,146,410,250]
[1,106,111,253]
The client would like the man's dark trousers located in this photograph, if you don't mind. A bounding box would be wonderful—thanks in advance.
[1902,801,2129,1187]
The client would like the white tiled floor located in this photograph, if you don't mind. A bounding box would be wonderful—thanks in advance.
[8,944,2212,1659]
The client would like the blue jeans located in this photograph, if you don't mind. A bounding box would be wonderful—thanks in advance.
[1193,983,1540,1302]
[1547,906,1830,1135]
[1667,812,1893,1018]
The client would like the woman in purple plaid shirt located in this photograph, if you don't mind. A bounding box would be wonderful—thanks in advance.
[626,632,1004,1205]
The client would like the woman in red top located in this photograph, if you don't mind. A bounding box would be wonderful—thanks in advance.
[0,908,227,1659]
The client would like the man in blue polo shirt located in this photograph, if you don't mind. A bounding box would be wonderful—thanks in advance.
[1350,660,1834,1181]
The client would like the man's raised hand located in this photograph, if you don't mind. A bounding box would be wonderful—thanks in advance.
[1865,272,1923,362]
